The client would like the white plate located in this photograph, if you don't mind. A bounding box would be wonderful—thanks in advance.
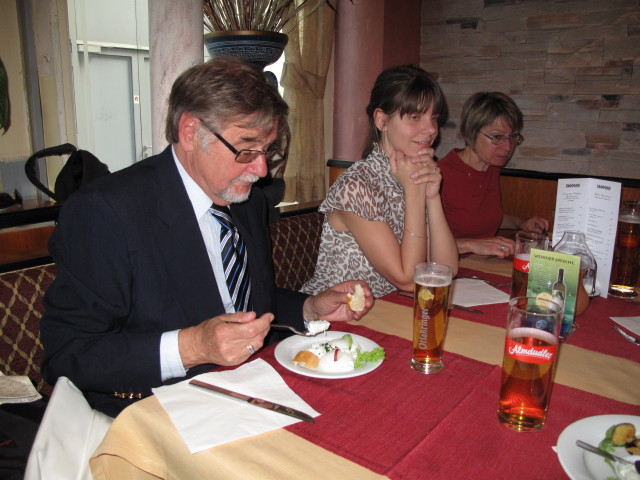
[274,331,384,379]
[557,414,640,480]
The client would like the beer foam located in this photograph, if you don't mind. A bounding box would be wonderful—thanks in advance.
[415,273,451,287]
[619,214,640,224]
[509,327,557,345]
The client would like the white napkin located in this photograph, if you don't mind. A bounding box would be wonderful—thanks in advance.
[610,316,640,337]
[0,373,41,404]
[153,359,320,453]
[450,278,510,307]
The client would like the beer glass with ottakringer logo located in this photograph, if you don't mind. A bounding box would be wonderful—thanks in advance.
[498,296,563,432]
[410,262,452,374]
[510,232,549,299]
[609,200,640,298]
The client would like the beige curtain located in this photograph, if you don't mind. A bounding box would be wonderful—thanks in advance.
[280,0,336,203]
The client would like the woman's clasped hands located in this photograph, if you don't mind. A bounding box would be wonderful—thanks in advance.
[389,148,441,199]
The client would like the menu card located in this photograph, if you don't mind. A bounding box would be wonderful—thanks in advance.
[526,248,581,338]
[552,178,621,298]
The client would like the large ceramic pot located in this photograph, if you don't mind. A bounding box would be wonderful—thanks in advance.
[204,30,288,69]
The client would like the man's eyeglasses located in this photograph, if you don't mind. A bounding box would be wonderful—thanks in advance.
[201,121,282,164]
[480,132,524,146]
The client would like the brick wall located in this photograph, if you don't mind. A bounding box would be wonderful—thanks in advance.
[421,0,640,179]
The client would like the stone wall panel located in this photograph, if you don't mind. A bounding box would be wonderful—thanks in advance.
[422,0,640,179]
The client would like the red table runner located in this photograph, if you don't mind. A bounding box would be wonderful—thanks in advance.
[260,324,638,480]
[382,267,640,362]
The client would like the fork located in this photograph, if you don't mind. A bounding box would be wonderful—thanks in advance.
[226,320,323,337]
[270,324,323,336]
[456,275,512,287]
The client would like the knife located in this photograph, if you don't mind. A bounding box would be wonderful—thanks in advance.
[189,379,315,423]
[450,304,484,314]
[614,326,640,346]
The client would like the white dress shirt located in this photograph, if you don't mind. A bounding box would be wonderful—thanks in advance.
[159,147,236,381]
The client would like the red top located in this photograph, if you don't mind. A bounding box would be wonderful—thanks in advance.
[438,148,503,238]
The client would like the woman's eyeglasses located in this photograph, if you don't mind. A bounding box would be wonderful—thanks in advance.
[480,132,524,146]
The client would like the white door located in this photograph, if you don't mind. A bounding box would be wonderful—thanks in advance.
[68,0,151,172]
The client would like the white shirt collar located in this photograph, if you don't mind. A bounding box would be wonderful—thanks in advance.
[171,145,213,218]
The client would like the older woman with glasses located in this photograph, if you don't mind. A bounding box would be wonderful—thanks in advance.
[438,91,549,258]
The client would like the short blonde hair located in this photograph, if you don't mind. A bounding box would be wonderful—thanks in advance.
[460,92,523,146]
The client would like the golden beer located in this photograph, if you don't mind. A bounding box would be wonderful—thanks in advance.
[609,212,640,297]
[497,297,562,432]
[410,263,452,374]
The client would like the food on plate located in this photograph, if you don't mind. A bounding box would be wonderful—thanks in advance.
[292,334,384,373]
[291,350,319,370]
[307,320,330,335]
[597,422,640,476]
[347,284,365,312]
[616,457,640,480]
[611,423,637,446]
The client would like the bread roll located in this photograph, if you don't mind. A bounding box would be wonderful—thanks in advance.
[292,350,320,370]
[347,284,365,312]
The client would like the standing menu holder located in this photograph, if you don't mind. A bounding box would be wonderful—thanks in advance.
[552,178,621,298]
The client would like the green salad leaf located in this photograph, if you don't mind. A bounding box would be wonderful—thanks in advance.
[354,347,385,369]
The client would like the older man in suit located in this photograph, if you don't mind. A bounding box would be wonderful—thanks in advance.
[40,57,372,417]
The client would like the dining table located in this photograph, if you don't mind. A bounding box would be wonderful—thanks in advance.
[89,254,640,480]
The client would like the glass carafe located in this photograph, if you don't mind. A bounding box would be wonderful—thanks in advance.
[553,231,597,315]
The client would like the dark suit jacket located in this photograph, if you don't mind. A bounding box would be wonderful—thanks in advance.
[40,146,308,416]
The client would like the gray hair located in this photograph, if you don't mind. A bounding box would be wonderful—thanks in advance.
[165,56,289,152]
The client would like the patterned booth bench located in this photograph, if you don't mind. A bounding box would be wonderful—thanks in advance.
[0,263,56,396]
[0,209,324,396]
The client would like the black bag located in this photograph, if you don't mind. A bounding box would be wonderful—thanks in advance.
[25,143,110,202]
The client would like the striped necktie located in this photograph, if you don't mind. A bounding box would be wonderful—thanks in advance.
[209,204,252,312]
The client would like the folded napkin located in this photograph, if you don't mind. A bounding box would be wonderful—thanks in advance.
[450,278,510,307]
[0,373,41,404]
[610,315,640,337]
[153,359,320,453]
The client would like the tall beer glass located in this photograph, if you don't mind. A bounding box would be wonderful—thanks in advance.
[609,201,640,298]
[498,296,562,432]
[411,262,452,374]
[510,232,549,299]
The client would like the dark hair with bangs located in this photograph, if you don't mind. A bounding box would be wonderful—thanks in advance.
[460,91,523,147]
[362,65,447,158]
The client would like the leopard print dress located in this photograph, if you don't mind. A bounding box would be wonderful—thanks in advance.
[301,144,406,298]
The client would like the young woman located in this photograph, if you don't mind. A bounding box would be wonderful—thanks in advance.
[302,65,458,298]
[439,92,549,258]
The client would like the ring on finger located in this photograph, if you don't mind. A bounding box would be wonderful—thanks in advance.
[247,345,256,355]
[499,245,505,252]
[433,165,437,174]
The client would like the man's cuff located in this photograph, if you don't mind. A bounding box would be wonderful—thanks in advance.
[160,330,186,381]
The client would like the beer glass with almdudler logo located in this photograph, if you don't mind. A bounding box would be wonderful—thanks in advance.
[510,232,549,299]
[497,296,562,432]
[410,262,452,374]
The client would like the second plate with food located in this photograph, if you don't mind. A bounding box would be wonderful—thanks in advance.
[274,331,384,379]
[557,414,640,480]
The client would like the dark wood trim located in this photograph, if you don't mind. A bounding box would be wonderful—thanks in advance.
[0,200,61,229]
[499,168,640,189]
[0,256,54,274]
[327,159,354,169]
